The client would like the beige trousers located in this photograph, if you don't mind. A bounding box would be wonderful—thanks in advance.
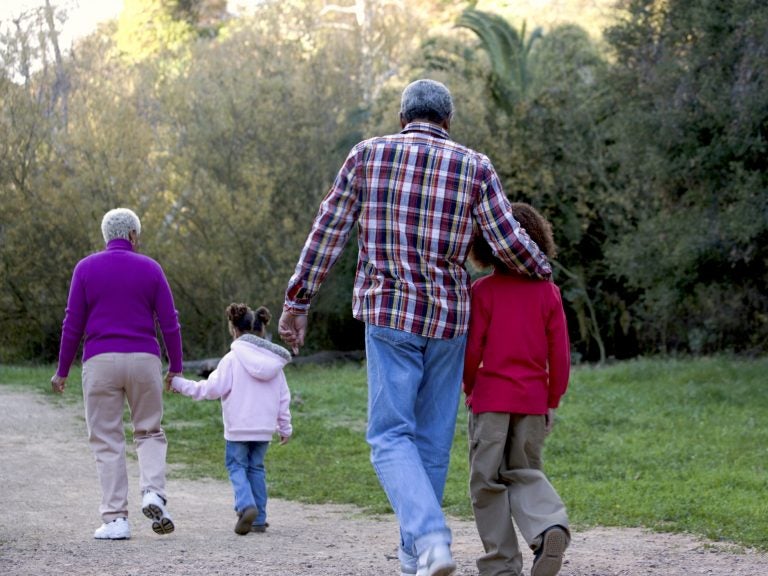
[468,411,569,576]
[82,353,168,522]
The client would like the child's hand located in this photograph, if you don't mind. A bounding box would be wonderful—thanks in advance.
[279,435,291,445]
[544,408,556,434]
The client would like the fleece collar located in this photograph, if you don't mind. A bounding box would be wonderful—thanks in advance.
[237,334,292,362]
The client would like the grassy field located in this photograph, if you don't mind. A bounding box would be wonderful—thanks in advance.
[1,356,766,551]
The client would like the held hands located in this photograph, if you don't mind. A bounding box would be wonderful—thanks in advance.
[164,371,181,392]
[50,374,66,394]
[278,310,307,355]
[279,435,291,446]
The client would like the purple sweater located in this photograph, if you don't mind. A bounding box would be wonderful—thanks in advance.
[56,239,183,377]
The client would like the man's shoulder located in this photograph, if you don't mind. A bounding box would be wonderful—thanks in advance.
[357,132,493,164]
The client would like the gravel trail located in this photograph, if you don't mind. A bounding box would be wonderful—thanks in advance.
[0,386,765,576]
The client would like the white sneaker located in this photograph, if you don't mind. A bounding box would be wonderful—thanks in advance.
[399,547,417,575]
[93,517,131,540]
[141,491,175,535]
[416,543,456,576]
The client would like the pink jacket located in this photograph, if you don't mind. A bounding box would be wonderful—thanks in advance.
[171,335,292,442]
[463,271,570,415]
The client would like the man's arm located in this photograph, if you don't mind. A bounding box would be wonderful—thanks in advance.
[473,162,552,280]
[280,149,362,351]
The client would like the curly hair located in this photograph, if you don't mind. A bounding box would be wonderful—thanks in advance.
[469,203,557,272]
[226,303,272,335]
[101,208,141,243]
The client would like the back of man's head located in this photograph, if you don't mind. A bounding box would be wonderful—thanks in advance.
[400,79,454,125]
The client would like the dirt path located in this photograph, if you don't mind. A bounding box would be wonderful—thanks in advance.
[0,386,765,576]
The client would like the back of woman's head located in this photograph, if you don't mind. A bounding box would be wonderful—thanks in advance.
[101,208,141,243]
[470,203,557,271]
[226,303,272,336]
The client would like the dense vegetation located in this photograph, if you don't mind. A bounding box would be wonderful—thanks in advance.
[1,0,766,363]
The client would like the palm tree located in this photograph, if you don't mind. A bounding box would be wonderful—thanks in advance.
[456,8,543,112]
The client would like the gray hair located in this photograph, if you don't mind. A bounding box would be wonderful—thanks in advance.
[101,208,141,243]
[400,79,454,124]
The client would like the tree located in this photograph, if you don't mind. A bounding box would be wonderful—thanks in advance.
[456,8,543,111]
[603,0,768,354]
[453,8,615,361]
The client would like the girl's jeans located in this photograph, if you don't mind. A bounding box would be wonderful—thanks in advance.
[364,324,466,563]
[225,440,270,525]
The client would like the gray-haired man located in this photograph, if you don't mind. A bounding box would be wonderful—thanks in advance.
[279,79,551,576]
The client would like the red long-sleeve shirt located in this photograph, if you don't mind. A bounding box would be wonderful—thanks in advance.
[463,270,570,414]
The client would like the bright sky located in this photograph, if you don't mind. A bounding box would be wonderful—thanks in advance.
[0,1,264,47]
[0,1,124,46]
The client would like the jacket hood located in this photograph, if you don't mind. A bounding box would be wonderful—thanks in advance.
[230,334,291,381]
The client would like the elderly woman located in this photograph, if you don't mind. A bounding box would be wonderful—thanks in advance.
[51,208,183,540]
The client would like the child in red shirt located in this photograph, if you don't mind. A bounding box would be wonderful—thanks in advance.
[464,203,570,576]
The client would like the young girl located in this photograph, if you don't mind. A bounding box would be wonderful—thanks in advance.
[463,203,570,576]
[170,303,292,535]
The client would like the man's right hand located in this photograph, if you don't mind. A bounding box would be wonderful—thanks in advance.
[278,310,307,355]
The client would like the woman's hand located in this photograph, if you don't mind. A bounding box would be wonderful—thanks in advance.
[50,374,66,394]
[164,371,181,392]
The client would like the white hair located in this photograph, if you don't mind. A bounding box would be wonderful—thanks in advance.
[101,208,141,243]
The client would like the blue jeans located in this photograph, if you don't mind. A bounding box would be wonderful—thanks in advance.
[225,440,270,525]
[365,324,466,561]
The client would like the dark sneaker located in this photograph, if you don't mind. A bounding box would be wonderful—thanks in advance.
[250,522,269,533]
[235,506,257,535]
[531,525,569,576]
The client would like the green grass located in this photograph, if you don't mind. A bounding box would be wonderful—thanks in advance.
[2,356,766,550]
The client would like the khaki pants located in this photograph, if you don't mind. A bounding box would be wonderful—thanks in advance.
[82,353,168,522]
[468,411,569,576]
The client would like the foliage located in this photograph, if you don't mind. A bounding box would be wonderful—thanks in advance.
[602,0,768,354]
[3,357,767,550]
[456,9,543,109]
[1,0,767,361]
[452,9,622,360]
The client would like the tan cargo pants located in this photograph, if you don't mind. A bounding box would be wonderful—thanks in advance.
[82,353,168,522]
[468,411,569,576]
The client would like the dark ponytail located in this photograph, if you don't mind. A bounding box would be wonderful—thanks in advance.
[253,306,272,334]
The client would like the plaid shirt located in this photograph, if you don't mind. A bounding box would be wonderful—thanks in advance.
[284,122,551,339]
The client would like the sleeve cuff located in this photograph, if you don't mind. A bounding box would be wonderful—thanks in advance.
[283,301,310,315]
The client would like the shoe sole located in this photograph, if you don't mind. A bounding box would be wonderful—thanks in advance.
[235,507,258,535]
[531,527,568,576]
[94,534,130,540]
[142,503,175,535]
[416,562,456,576]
